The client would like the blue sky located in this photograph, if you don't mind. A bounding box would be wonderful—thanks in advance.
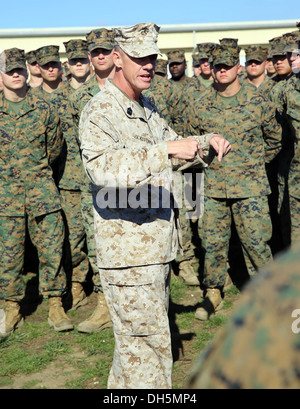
[1,0,299,29]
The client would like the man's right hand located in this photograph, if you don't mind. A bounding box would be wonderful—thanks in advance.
[167,137,199,160]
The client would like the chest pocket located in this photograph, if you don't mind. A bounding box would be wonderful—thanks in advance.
[22,121,47,161]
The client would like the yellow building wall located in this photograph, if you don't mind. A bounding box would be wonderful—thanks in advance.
[0,20,298,75]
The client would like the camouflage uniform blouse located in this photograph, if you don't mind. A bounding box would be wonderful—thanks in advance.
[279,73,300,199]
[79,79,213,269]
[0,91,63,217]
[184,84,282,199]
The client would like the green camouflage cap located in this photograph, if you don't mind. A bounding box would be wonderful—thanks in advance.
[219,38,239,47]
[63,39,88,59]
[192,52,200,67]
[155,58,168,74]
[167,49,185,64]
[283,31,300,53]
[244,45,269,62]
[36,45,60,65]
[269,36,286,57]
[63,61,71,76]
[197,42,216,62]
[114,23,161,58]
[0,48,26,73]
[212,44,240,66]
[25,50,38,64]
[86,28,115,52]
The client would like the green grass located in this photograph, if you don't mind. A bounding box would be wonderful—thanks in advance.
[0,274,240,389]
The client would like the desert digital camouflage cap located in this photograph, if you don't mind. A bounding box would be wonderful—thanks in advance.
[25,50,38,64]
[0,48,26,73]
[244,45,269,62]
[64,39,88,59]
[36,45,60,65]
[197,42,216,62]
[212,44,240,66]
[269,36,286,57]
[114,23,161,58]
[155,58,168,74]
[86,28,115,52]
[167,49,185,64]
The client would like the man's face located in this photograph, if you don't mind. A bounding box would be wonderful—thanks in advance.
[192,65,201,77]
[213,63,241,85]
[169,61,186,78]
[27,62,41,76]
[115,49,157,94]
[89,48,114,73]
[38,61,62,82]
[272,55,292,76]
[245,59,267,78]
[266,59,276,75]
[1,68,27,91]
[68,57,91,79]
[287,50,300,74]
[199,58,212,76]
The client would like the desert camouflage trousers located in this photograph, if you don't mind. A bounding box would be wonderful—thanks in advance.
[0,211,66,301]
[290,195,300,245]
[100,263,172,389]
[80,191,101,290]
[60,189,89,284]
[199,196,273,288]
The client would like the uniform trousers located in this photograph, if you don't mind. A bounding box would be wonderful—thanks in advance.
[100,263,172,389]
[199,195,273,288]
[0,210,66,301]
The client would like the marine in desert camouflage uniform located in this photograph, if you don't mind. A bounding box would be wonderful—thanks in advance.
[182,42,282,321]
[0,48,73,335]
[79,22,231,389]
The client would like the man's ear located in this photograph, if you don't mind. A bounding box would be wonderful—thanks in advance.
[113,49,122,69]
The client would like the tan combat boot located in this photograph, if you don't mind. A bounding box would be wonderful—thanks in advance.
[77,292,112,333]
[3,300,24,336]
[71,282,88,310]
[48,296,74,332]
[179,260,200,286]
[195,288,223,321]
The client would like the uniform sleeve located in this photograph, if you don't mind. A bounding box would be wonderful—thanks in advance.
[260,99,282,163]
[80,109,212,189]
[45,105,64,165]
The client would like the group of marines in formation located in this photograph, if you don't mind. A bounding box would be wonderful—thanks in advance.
[0,23,299,351]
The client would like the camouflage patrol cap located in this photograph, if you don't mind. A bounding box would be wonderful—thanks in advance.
[64,39,89,59]
[197,42,216,62]
[283,31,300,53]
[114,23,161,58]
[63,61,71,77]
[86,28,115,52]
[25,50,38,64]
[269,36,286,57]
[219,38,239,47]
[36,45,60,66]
[167,49,185,64]
[212,44,240,66]
[0,48,26,73]
[192,52,200,67]
[155,58,168,74]
[244,45,269,62]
